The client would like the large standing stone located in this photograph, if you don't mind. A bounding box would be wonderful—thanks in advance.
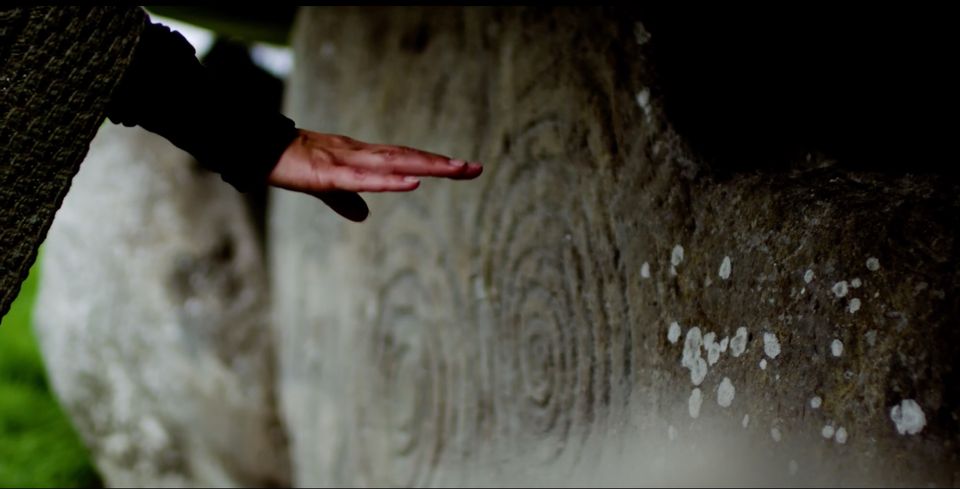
[272,6,960,487]
[34,125,290,487]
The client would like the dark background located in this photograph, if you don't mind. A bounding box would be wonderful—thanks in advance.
[636,4,956,179]
[150,5,957,179]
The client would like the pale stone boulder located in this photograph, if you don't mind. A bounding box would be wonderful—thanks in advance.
[33,124,289,488]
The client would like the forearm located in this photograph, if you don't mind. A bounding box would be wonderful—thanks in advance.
[105,18,299,192]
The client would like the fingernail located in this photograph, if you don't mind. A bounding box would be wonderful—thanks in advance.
[449,159,467,167]
[404,176,420,183]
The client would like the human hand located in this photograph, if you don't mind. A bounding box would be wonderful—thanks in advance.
[268,129,483,222]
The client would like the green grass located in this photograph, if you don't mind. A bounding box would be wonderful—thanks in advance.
[0,257,102,488]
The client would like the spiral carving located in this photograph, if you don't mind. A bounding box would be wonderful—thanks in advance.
[346,112,637,483]
[351,201,455,487]
[280,8,643,485]
[469,115,634,465]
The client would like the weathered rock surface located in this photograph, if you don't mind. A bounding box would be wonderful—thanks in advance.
[34,125,289,487]
[271,6,960,487]
[28,6,960,488]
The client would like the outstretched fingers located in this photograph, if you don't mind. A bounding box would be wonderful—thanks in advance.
[269,130,484,217]
[339,144,483,179]
[321,166,422,193]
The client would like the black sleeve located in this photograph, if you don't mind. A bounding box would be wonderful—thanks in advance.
[105,17,300,193]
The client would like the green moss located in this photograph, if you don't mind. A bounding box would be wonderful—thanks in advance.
[0,255,102,488]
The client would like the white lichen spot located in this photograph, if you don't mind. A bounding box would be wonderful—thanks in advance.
[682,327,703,363]
[851,278,863,288]
[672,247,684,264]
[804,269,815,283]
[634,21,652,45]
[667,321,682,344]
[703,332,716,346]
[822,425,835,439]
[671,244,684,268]
[689,388,703,419]
[641,261,651,279]
[771,427,782,442]
[848,298,861,314]
[831,339,844,357]
[706,348,721,366]
[866,257,881,272]
[690,357,707,385]
[719,337,729,353]
[719,256,732,280]
[717,377,735,407]
[789,460,799,476]
[681,327,708,386]
[810,396,823,409]
[635,89,652,118]
[704,332,722,365]
[832,281,849,298]
[763,332,781,359]
[835,426,848,444]
[759,359,768,370]
[668,424,677,441]
[890,399,926,435]
[865,330,878,347]
[730,327,748,357]
[742,414,750,429]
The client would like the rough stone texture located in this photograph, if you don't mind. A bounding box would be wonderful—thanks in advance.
[33,125,290,488]
[272,7,960,486]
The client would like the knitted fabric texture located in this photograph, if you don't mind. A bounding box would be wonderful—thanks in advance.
[1,7,147,319]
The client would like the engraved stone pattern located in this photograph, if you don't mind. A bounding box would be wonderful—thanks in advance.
[271,7,960,487]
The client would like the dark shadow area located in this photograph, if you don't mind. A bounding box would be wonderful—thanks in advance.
[634,4,957,179]
[159,4,956,183]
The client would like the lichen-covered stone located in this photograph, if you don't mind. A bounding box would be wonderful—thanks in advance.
[272,7,960,486]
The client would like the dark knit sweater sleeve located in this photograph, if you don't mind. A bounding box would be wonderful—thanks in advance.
[105,19,300,192]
